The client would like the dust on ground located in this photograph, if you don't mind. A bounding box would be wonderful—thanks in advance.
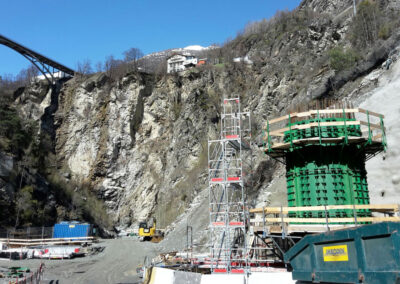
[0,238,160,284]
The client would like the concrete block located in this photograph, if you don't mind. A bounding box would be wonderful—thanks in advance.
[174,269,202,284]
[200,274,245,284]
[248,272,295,284]
[150,267,175,284]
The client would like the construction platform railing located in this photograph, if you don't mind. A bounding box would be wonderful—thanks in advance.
[264,108,387,160]
[250,204,400,233]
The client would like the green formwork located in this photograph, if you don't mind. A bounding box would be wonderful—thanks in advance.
[286,146,371,221]
[283,117,370,222]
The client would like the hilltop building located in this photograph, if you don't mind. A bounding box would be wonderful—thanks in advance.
[167,53,198,73]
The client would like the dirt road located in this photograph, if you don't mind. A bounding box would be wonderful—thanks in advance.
[0,238,160,284]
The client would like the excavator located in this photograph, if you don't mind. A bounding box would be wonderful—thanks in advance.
[138,218,164,243]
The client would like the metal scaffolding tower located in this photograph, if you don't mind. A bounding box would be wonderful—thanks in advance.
[208,97,251,273]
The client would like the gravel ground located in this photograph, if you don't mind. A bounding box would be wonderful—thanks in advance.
[0,238,160,284]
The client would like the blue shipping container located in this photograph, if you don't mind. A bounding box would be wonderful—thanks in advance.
[53,222,92,238]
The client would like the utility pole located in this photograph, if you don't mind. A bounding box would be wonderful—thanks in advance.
[353,0,357,16]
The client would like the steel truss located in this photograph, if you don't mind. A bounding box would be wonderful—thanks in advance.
[0,33,75,84]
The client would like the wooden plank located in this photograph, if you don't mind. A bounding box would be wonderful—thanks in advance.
[265,108,383,130]
[250,204,399,214]
[268,115,290,124]
[253,224,358,234]
[0,237,94,242]
[5,240,93,244]
[267,136,385,151]
[5,240,92,246]
[273,109,361,122]
[258,216,400,223]
[295,108,360,118]
[360,121,382,130]
[251,205,399,214]
[287,224,354,232]
[358,108,385,118]
[269,128,289,136]
[269,142,289,149]
[293,121,361,130]
[265,108,384,129]
[267,138,344,150]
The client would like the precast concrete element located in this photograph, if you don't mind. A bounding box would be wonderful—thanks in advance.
[200,274,245,284]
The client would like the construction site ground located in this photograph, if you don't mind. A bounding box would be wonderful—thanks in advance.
[0,238,159,284]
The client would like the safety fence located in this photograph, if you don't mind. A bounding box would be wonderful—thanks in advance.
[0,227,53,240]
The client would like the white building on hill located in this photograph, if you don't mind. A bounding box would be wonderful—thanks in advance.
[167,54,198,73]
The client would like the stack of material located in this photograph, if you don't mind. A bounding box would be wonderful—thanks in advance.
[2,263,45,284]
[30,245,84,259]
[152,251,190,268]
[0,243,86,260]
[0,249,27,260]
[140,251,211,276]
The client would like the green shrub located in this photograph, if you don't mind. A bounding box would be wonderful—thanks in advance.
[14,186,38,227]
[0,102,36,155]
[172,101,182,120]
[329,47,359,71]
[47,173,113,230]
[378,23,391,40]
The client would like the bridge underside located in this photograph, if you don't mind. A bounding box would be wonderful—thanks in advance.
[0,34,75,84]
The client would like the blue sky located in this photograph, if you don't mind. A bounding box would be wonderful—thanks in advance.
[0,0,301,76]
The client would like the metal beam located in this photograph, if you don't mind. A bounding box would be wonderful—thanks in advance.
[0,33,75,84]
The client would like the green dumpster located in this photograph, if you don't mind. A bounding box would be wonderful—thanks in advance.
[285,222,400,283]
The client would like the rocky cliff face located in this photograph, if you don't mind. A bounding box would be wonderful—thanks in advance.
[21,69,281,230]
[2,0,400,234]
[8,63,284,231]
[300,0,400,14]
[54,72,218,229]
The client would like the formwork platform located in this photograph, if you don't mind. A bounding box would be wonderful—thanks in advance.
[264,107,386,160]
[263,103,387,221]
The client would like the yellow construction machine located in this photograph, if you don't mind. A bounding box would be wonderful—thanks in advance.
[138,218,164,243]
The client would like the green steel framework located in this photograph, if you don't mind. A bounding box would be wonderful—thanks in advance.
[264,107,387,222]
